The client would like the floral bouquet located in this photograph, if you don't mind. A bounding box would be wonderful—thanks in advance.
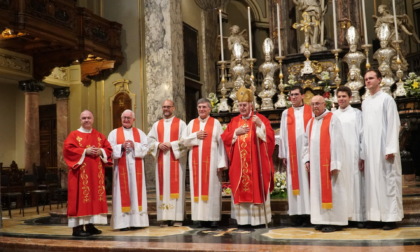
[221,182,232,197]
[404,72,420,97]
[207,92,219,113]
[271,171,287,199]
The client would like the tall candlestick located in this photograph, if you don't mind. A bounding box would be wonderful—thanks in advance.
[276,3,282,57]
[219,9,224,61]
[332,0,338,49]
[248,7,253,58]
[392,0,399,41]
[361,0,368,45]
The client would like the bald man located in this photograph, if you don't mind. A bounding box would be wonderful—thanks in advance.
[303,95,347,232]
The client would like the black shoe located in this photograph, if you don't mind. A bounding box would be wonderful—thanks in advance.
[119,227,130,231]
[85,224,102,235]
[382,222,397,230]
[356,222,366,229]
[365,221,381,229]
[314,225,323,231]
[72,225,92,237]
[130,226,143,230]
[210,221,218,228]
[321,225,342,233]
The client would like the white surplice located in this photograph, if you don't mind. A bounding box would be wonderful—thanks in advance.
[148,116,187,221]
[303,110,348,226]
[108,127,149,229]
[361,91,403,222]
[182,116,227,221]
[278,107,311,216]
[334,105,365,221]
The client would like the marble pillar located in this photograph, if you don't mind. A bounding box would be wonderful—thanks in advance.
[144,0,186,126]
[199,5,218,96]
[144,0,185,188]
[54,87,70,189]
[19,80,45,174]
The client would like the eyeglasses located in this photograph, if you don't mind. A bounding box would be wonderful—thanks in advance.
[162,106,173,109]
[121,116,133,120]
[311,102,325,107]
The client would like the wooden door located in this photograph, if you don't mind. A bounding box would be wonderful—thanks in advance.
[39,104,57,167]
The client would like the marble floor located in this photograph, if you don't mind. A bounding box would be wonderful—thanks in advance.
[1,175,420,252]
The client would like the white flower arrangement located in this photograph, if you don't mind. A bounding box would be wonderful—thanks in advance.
[271,171,287,198]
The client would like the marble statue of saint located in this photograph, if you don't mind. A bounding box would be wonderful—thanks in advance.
[293,0,327,52]
[343,26,366,103]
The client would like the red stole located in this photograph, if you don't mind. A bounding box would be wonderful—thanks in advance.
[308,112,333,209]
[287,105,312,195]
[116,127,143,212]
[191,117,215,202]
[157,117,180,200]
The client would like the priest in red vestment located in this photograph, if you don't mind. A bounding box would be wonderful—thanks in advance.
[63,110,112,237]
[221,86,275,227]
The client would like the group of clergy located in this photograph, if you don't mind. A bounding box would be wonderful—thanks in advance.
[63,85,274,236]
[63,69,403,237]
[279,69,403,232]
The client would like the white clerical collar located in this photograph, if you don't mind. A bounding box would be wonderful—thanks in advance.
[199,116,209,122]
[339,105,351,112]
[78,127,92,133]
[293,104,304,110]
[123,126,132,130]
[315,109,330,120]
[164,116,174,122]
[241,111,253,120]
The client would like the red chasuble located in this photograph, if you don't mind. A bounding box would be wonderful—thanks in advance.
[308,112,333,209]
[157,117,180,200]
[221,113,275,204]
[63,129,112,217]
[116,127,143,212]
[287,104,312,195]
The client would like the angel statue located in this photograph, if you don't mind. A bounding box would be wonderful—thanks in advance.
[373,4,420,71]
[258,38,278,110]
[227,25,250,70]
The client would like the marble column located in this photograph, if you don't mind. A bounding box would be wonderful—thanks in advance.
[144,0,186,126]
[144,0,185,188]
[18,80,45,174]
[196,2,219,96]
[53,87,70,189]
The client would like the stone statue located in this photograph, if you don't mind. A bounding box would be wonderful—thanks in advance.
[373,4,419,71]
[293,0,327,52]
[258,38,278,110]
[227,25,250,70]
[343,26,365,103]
[373,23,396,96]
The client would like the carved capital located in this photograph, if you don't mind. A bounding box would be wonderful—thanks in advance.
[18,80,45,92]
[53,87,70,99]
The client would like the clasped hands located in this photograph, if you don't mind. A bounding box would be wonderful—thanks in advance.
[158,142,172,153]
[123,140,134,152]
[86,146,102,157]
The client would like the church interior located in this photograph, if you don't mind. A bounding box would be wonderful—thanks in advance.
[1,0,420,251]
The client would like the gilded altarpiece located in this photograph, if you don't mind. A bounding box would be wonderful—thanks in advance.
[110,79,136,129]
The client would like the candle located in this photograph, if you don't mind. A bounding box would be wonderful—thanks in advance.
[361,0,368,45]
[219,9,224,61]
[248,7,253,59]
[392,0,399,41]
[332,0,338,49]
[277,3,282,57]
